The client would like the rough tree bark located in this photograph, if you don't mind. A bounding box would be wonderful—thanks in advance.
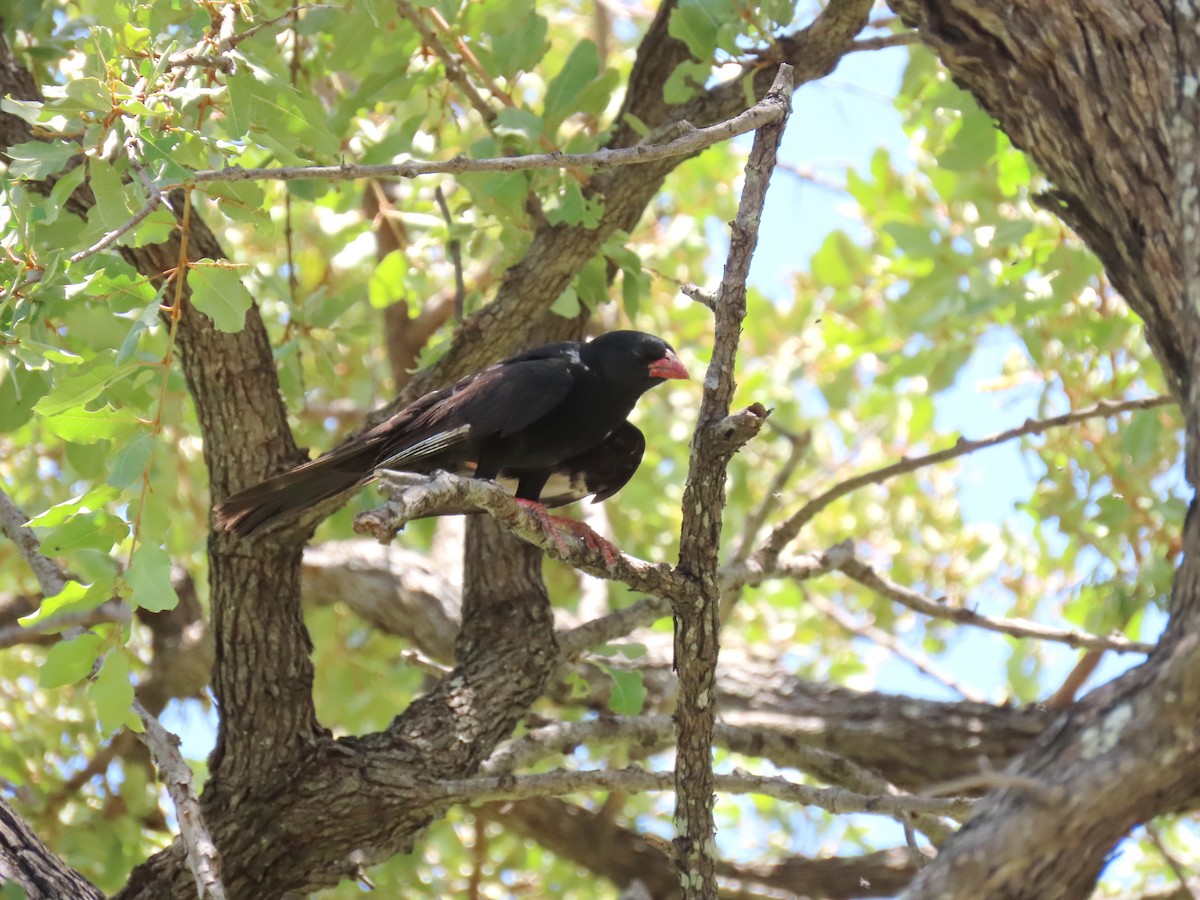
[0,4,881,896]
[884,2,1200,897]
[6,0,1196,897]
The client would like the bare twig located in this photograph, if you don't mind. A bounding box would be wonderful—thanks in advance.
[0,486,67,597]
[367,470,686,597]
[68,138,166,268]
[165,4,340,71]
[849,32,920,52]
[395,0,498,126]
[427,765,970,821]
[826,542,1155,654]
[132,699,227,900]
[0,602,128,650]
[1144,822,1198,900]
[730,424,811,563]
[557,594,670,658]
[670,64,792,898]
[756,394,1176,568]
[805,590,987,703]
[922,768,1066,802]
[554,549,835,659]
[681,283,717,310]
[482,715,958,842]
[433,185,466,320]
[176,94,790,188]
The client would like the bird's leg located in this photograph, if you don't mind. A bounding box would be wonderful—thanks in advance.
[515,499,620,565]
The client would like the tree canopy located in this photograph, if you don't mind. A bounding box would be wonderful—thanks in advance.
[0,1,1196,898]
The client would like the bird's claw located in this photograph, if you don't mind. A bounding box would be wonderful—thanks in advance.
[515,499,620,565]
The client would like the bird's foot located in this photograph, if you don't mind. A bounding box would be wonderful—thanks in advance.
[515,499,620,565]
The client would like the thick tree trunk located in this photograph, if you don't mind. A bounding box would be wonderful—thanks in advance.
[885,2,1200,896]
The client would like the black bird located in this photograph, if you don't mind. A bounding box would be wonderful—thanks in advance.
[213,330,689,538]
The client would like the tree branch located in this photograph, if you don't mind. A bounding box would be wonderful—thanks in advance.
[670,63,791,898]
[427,765,969,821]
[757,395,1175,568]
[176,98,788,189]
[0,796,104,900]
[132,700,227,900]
[826,542,1155,654]
[0,486,67,597]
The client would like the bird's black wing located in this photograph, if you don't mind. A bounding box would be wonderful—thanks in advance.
[368,356,579,470]
[532,421,646,507]
[214,356,579,537]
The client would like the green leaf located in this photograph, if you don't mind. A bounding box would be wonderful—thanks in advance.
[108,431,155,489]
[601,665,646,715]
[543,40,600,134]
[225,71,253,138]
[883,221,938,257]
[125,544,178,613]
[488,5,547,77]
[65,77,111,112]
[494,107,544,145]
[91,650,134,735]
[669,0,720,59]
[19,579,86,626]
[939,109,998,171]
[188,262,253,332]
[550,285,580,318]
[117,292,165,364]
[368,250,409,309]
[24,485,119,528]
[810,231,866,289]
[20,577,113,628]
[1121,409,1162,466]
[40,510,126,555]
[1,96,46,124]
[41,404,138,444]
[0,366,47,432]
[6,140,77,180]
[574,256,608,309]
[663,60,710,105]
[39,632,104,688]
[87,156,130,230]
[33,359,133,416]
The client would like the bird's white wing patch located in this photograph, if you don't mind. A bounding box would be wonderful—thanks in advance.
[375,425,471,470]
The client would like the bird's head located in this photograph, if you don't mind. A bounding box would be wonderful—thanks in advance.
[583,330,689,394]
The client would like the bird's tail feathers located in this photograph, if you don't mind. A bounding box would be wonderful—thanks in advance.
[213,446,377,538]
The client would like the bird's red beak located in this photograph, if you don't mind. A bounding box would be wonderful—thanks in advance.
[648,349,689,380]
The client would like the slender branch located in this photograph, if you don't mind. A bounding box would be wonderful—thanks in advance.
[730,424,812,563]
[0,486,67,597]
[670,64,792,899]
[1144,822,1198,900]
[62,136,167,271]
[849,32,920,52]
[557,594,670,658]
[433,185,466,320]
[681,283,717,310]
[395,0,498,126]
[427,765,970,821]
[806,590,987,703]
[164,4,342,71]
[175,94,789,188]
[0,797,105,899]
[0,601,128,650]
[366,470,688,597]
[554,549,835,659]
[2,483,221,898]
[756,394,1176,568]
[132,700,227,900]
[826,542,1155,654]
[482,714,958,842]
